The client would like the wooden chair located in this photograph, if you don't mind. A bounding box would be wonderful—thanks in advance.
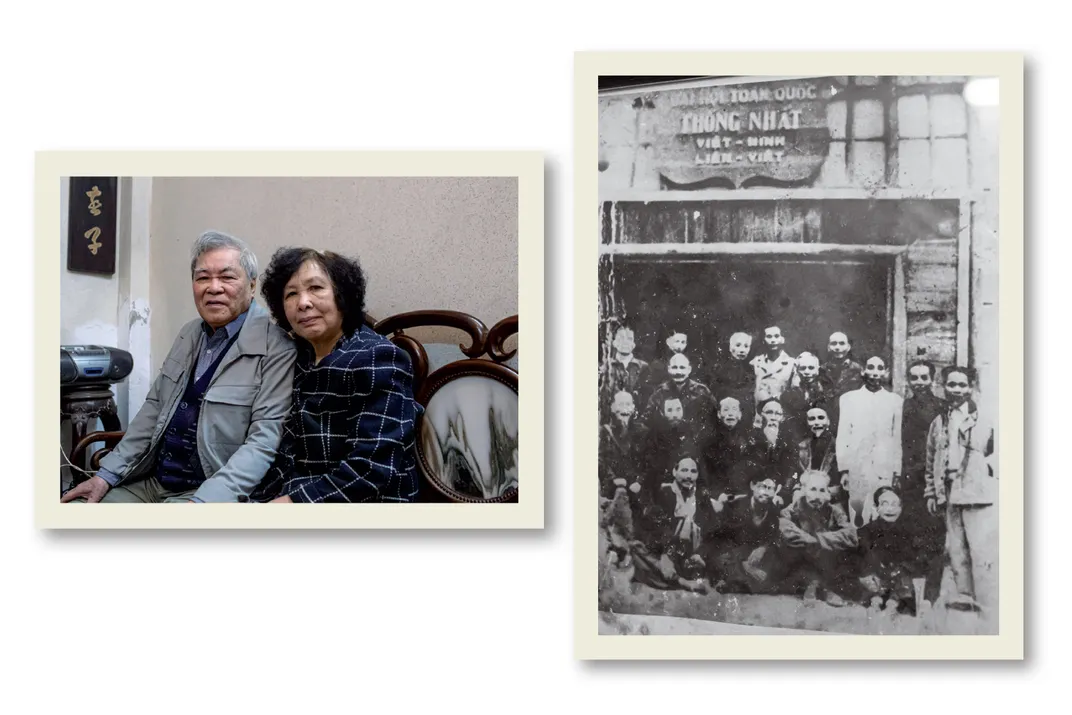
[375,312,519,503]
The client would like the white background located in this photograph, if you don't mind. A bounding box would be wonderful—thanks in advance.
[1,2,1060,713]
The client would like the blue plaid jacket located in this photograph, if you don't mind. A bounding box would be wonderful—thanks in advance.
[251,325,422,503]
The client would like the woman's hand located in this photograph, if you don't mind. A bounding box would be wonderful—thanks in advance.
[270,495,294,504]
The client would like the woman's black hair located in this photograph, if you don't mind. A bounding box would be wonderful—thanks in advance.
[873,485,903,507]
[260,247,367,336]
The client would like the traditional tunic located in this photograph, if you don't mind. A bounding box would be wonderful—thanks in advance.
[709,357,757,419]
[856,517,931,604]
[778,498,858,593]
[743,426,797,499]
[780,378,835,444]
[632,481,706,586]
[836,387,904,524]
[699,422,751,498]
[639,419,701,501]
[796,431,842,504]
[598,354,649,408]
[704,496,781,592]
[822,357,864,399]
[901,390,945,489]
[899,389,946,602]
[643,378,717,435]
[598,416,645,499]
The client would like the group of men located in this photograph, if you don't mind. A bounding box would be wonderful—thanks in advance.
[598,322,997,615]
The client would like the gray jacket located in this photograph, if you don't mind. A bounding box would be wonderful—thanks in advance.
[99,301,296,502]
[923,401,996,507]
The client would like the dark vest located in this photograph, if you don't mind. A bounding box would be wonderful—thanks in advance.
[156,334,239,492]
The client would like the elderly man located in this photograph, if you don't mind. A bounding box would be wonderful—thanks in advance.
[644,327,698,405]
[778,470,858,606]
[599,390,645,500]
[796,406,844,509]
[61,231,296,503]
[780,351,834,443]
[699,396,751,500]
[643,352,716,436]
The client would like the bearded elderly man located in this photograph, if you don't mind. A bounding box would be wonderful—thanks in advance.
[61,231,297,503]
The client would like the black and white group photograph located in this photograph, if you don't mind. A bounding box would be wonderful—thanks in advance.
[594,73,1004,637]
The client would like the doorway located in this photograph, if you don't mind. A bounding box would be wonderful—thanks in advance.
[612,256,893,375]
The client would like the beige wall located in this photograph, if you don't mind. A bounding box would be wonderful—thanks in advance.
[60,179,121,350]
[148,177,518,365]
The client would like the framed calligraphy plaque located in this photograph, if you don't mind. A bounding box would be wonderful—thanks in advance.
[66,177,117,275]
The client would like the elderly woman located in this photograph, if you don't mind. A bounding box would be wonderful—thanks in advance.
[250,247,421,503]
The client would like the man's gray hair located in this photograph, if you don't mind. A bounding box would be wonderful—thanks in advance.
[190,230,259,282]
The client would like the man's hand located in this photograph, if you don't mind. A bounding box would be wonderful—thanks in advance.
[926,497,938,516]
[657,555,677,581]
[711,493,731,513]
[687,554,706,569]
[60,475,111,503]
[785,531,817,547]
[860,574,882,594]
[269,495,293,504]
[628,481,641,494]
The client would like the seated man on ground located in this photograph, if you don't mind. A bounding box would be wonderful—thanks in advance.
[630,454,710,593]
[778,469,858,606]
[704,473,782,594]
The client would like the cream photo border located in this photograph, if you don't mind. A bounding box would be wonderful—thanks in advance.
[573,52,1023,659]
[38,151,544,530]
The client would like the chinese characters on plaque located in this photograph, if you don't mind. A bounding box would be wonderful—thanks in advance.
[66,177,117,275]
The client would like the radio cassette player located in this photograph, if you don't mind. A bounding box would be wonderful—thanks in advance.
[60,345,134,386]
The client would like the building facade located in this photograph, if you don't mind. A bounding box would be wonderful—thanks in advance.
[598,75,999,401]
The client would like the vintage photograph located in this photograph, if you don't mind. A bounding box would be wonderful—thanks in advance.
[40,152,544,528]
[585,67,1019,645]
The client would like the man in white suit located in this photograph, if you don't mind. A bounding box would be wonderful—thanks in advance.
[836,355,903,526]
